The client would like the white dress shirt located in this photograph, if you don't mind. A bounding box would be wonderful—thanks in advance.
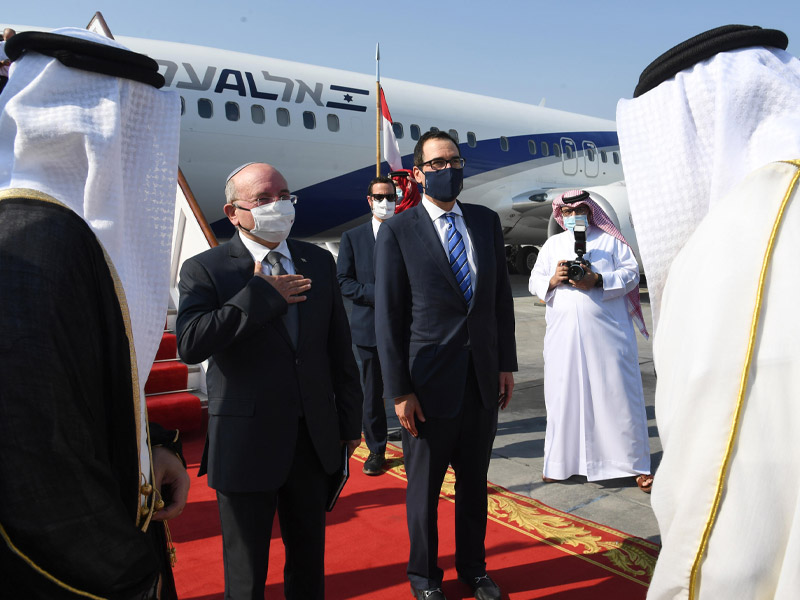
[420,196,478,295]
[371,216,382,239]
[240,234,296,275]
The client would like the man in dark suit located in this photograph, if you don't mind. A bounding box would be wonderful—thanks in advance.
[337,175,397,475]
[176,162,362,600]
[375,131,517,600]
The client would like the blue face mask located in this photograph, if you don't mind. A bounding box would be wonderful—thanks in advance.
[564,214,588,231]
[423,167,463,203]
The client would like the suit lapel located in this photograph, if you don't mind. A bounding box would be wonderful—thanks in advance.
[287,239,314,351]
[460,203,489,311]
[410,205,464,298]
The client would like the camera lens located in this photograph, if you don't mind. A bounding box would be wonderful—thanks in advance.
[567,263,586,281]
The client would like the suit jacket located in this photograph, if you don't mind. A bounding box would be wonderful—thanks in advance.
[337,220,377,347]
[375,201,517,419]
[176,233,362,493]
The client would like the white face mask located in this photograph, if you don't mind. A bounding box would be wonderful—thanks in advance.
[372,200,396,220]
[244,200,295,243]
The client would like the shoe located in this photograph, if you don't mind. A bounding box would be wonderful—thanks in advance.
[636,474,654,494]
[362,452,385,476]
[387,428,403,441]
[410,585,447,599]
[459,573,501,600]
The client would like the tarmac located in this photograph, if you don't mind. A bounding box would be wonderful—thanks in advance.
[366,273,662,545]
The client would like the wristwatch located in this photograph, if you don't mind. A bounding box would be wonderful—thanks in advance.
[594,273,603,288]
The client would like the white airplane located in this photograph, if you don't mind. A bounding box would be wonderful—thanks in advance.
[8,26,637,273]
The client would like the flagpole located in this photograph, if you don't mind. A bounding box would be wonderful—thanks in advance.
[376,43,381,177]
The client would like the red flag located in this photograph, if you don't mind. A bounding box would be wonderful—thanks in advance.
[380,87,403,172]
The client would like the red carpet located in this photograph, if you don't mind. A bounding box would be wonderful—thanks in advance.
[144,325,202,433]
[170,433,658,599]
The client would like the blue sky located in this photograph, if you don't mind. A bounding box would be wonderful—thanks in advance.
[5,1,800,119]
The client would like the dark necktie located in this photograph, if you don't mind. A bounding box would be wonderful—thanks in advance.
[444,213,473,304]
[266,250,299,347]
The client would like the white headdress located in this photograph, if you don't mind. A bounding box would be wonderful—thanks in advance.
[0,27,181,472]
[617,27,800,332]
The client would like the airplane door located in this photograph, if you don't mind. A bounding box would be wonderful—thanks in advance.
[561,137,578,176]
[583,141,599,177]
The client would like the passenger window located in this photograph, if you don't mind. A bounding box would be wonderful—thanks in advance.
[410,124,421,140]
[327,114,340,132]
[528,140,537,155]
[225,102,240,121]
[198,98,213,119]
[392,122,404,139]
[303,111,316,130]
[600,150,608,163]
[564,145,573,159]
[251,105,265,124]
[553,143,562,158]
[277,108,290,127]
[430,126,439,133]
[500,136,509,151]
[586,148,595,161]
[613,151,620,165]
[541,141,549,157]
[180,96,185,116]
[449,129,459,143]
[467,131,477,148]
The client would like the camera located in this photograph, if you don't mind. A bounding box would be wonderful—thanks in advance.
[566,258,590,281]
[567,221,591,281]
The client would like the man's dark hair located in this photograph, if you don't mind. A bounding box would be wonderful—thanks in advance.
[367,175,395,196]
[413,130,460,167]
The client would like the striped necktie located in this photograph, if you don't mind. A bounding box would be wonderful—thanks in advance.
[443,213,473,304]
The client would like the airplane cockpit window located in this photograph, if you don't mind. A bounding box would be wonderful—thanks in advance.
[449,129,459,143]
[528,140,537,155]
[225,102,240,122]
[500,136,509,152]
[393,122,404,139]
[541,141,550,157]
[277,108,290,127]
[553,143,562,158]
[303,111,316,130]
[198,98,213,119]
[612,151,620,165]
[600,150,608,163]
[410,124,421,140]
[327,114,340,132]
[251,105,266,124]
[467,132,477,148]
[180,96,185,116]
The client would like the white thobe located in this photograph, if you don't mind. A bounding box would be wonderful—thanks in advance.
[529,227,650,481]
[647,161,800,600]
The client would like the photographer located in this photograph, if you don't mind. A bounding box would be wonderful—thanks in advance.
[528,190,653,492]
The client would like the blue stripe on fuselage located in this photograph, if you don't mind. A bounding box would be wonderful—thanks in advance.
[209,130,619,239]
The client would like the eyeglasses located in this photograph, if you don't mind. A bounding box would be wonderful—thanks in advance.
[418,157,466,171]
[233,194,298,209]
[370,193,397,201]
[560,206,590,216]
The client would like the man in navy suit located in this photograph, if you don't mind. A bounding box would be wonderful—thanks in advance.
[375,131,517,600]
[176,162,362,600]
[337,175,397,475]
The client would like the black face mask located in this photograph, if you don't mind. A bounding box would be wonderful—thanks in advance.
[423,167,463,202]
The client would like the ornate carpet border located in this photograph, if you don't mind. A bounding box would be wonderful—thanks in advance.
[352,441,659,588]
